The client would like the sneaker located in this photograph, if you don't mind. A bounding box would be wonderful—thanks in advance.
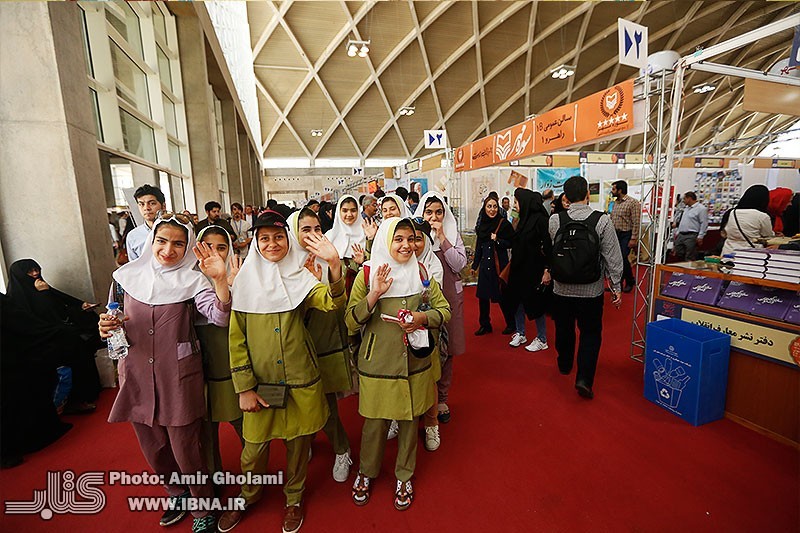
[387,419,399,440]
[525,338,549,352]
[509,333,527,347]
[332,451,352,483]
[352,472,371,506]
[424,426,440,452]
[282,503,304,533]
[191,514,217,533]
[393,479,414,511]
[217,509,243,532]
[159,490,189,526]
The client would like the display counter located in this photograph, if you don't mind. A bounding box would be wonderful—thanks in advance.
[653,262,800,446]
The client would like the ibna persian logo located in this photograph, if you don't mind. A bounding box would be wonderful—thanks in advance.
[4,470,106,520]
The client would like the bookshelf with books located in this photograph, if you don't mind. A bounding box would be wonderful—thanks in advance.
[654,262,799,446]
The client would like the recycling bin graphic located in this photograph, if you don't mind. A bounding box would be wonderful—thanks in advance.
[644,319,731,426]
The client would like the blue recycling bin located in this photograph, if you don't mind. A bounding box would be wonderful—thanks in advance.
[644,318,731,426]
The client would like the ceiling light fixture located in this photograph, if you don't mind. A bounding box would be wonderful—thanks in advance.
[346,39,370,58]
[398,106,415,116]
[692,83,716,94]
[310,129,323,137]
[550,64,576,80]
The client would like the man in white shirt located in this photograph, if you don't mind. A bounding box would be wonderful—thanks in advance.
[125,184,166,261]
[244,204,256,227]
[673,191,708,261]
[230,202,252,258]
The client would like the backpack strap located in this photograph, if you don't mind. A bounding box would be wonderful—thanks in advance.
[363,264,370,288]
[586,210,604,230]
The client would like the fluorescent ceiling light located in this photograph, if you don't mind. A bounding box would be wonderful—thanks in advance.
[692,83,716,94]
[347,39,370,58]
[550,64,576,80]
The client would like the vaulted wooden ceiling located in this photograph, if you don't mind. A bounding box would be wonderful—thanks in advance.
[248,1,800,163]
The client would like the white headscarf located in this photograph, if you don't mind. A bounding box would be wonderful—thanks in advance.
[325,195,366,259]
[287,210,330,286]
[231,214,319,314]
[366,217,422,299]
[413,191,458,251]
[196,225,234,279]
[112,217,211,305]
[380,194,412,219]
[416,231,444,286]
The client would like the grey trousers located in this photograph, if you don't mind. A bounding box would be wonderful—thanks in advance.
[674,232,698,260]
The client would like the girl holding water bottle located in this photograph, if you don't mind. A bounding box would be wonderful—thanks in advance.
[98,212,230,533]
[345,217,450,511]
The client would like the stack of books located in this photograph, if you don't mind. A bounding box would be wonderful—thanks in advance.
[764,249,800,284]
[731,249,800,283]
[730,249,768,279]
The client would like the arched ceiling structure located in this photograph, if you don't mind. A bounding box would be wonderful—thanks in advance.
[247,1,800,164]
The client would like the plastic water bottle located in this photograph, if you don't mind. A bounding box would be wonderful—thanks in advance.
[418,279,432,312]
[106,302,129,360]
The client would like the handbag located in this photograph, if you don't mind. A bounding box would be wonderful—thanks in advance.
[491,220,511,285]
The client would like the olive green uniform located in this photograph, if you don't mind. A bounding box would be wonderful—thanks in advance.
[229,278,345,506]
[305,281,352,455]
[345,270,450,481]
[196,323,244,474]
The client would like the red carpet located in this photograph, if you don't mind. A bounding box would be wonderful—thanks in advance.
[1,286,797,532]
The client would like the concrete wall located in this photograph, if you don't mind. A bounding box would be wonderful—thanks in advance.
[0,2,114,300]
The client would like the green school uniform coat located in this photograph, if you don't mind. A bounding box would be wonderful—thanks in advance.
[197,324,242,423]
[229,278,346,443]
[345,270,451,421]
[305,304,352,394]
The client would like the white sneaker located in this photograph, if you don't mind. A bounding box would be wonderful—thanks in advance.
[387,419,399,440]
[332,450,352,482]
[525,338,549,352]
[424,426,440,451]
[509,333,527,347]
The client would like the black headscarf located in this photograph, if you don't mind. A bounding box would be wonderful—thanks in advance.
[720,184,771,230]
[514,189,548,240]
[6,259,96,335]
[477,196,513,242]
[318,202,334,233]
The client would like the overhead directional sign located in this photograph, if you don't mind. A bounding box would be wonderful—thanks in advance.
[618,18,648,69]
[352,167,364,177]
[424,130,446,149]
[790,25,800,67]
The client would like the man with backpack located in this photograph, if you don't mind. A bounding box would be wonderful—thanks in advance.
[548,176,623,399]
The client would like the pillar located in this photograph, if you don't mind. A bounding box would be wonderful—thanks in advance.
[221,100,243,207]
[0,2,115,300]
[176,13,219,213]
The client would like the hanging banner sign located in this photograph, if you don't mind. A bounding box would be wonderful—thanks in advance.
[454,145,469,172]
[535,105,576,152]
[454,80,634,172]
[470,136,495,170]
[575,79,635,142]
[493,119,535,165]
[694,157,724,168]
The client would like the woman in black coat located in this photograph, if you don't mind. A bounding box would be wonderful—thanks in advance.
[503,189,553,351]
[471,195,515,335]
[6,259,102,412]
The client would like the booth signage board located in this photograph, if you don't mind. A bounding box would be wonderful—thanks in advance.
[618,18,648,69]
[535,104,577,152]
[790,24,800,67]
[470,136,495,170]
[404,159,420,173]
[772,159,797,168]
[694,157,724,168]
[493,119,534,165]
[454,145,469,172]
[454,80,634,172]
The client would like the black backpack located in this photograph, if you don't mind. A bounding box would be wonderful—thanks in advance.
[551,211,603,284]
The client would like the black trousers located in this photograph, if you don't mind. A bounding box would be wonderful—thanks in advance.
[616,230,635,286]
[553,294,604,387]
[478,297,514,330]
